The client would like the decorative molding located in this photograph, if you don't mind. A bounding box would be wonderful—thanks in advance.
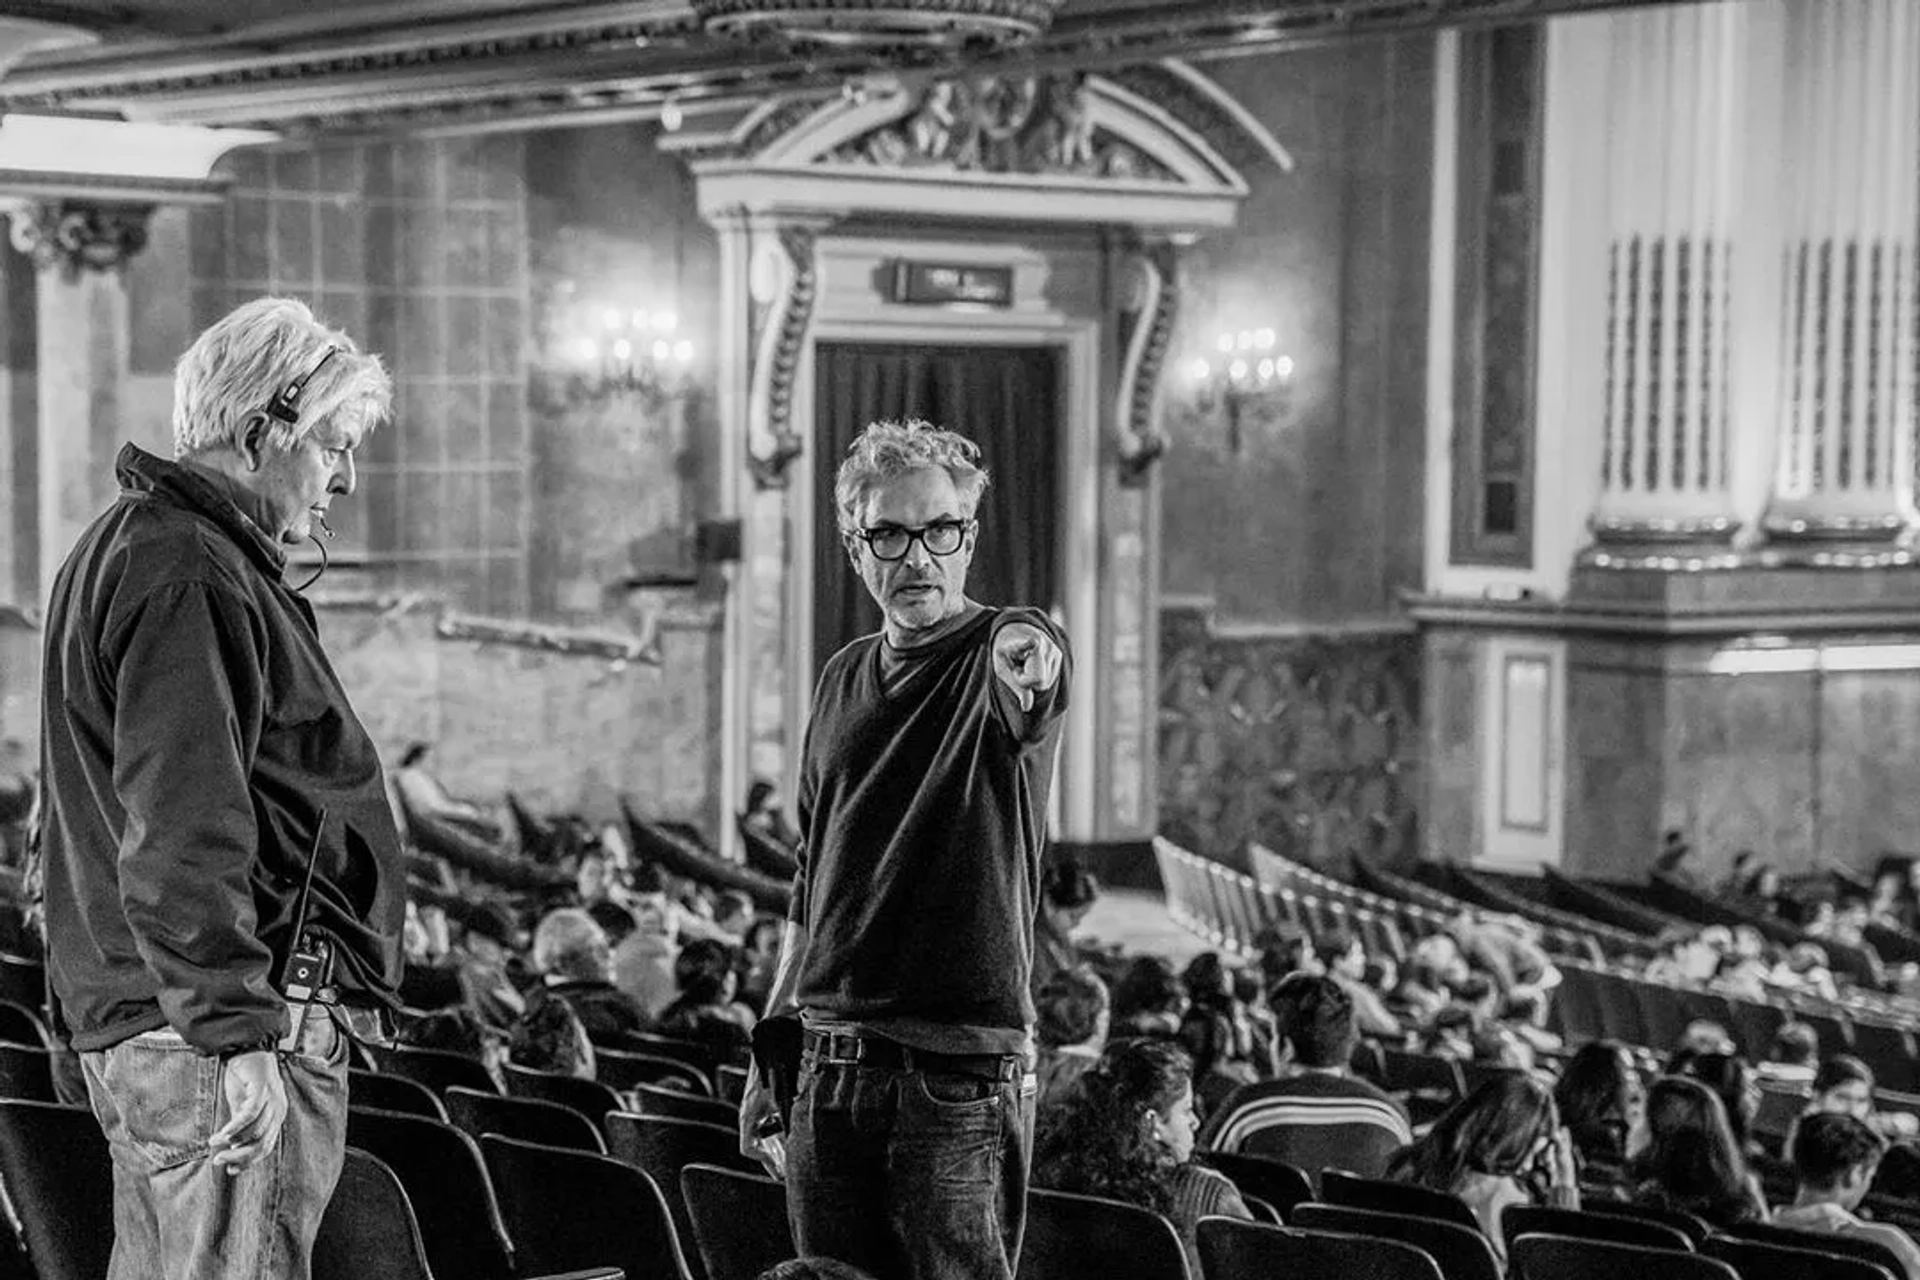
[1404,590,1920,639]
[826,72,1175,181]
[1115,239,1177,487]
[5,200,152,278]
[0,1,1725,132]
[689,0,1065,49]
[746,224,819,490]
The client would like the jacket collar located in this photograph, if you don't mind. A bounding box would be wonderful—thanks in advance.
[115,442,288,577]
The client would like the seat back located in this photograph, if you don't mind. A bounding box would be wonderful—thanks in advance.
[1510,1233,1737,1280]
[0,1100,113,1280]
[1320,1169,1480,1231]
[345,1105,517,1280]
[0,998,47,1048]
[0,1044,54,1102]
[1722,1221,1908,1275]
[1199,1151,1314,1218]
[1503,1204,1693,1256]
[1195,1217,1444,1280]
[680,1162,796,1280]
[1754,1085,1809,1153]
[715,1065,749,1105]
[595,1047,715,1096]
[1292,1203,1502,1280]
[631,1082,740,1129]
[607,1112,759,1280]
[348,1069,447,1121]
[1702,1234,1897,1280]
[481,1133,690,1280]
[313,1148,434,1280]
[1579,1196,1713,1246]
[1017,1187,1190,1280]
[445,1085,605,1153]
[501,1063,624,1131]
[0,956,44,1014]
[369,1043,500,1096]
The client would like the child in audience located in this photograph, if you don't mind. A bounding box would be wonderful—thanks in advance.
[1774,1112,1920,1279]
[1033,1037,1252,1275]
[1386,1072,1579,1268]
[1629,1076,1768,1228]
[1554,1040,1643,1196]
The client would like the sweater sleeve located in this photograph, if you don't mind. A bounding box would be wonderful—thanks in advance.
[106,581,287,1056]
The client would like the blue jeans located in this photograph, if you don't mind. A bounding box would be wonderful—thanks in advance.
[80,1007,350,1280]
[785,1050,1037,1280]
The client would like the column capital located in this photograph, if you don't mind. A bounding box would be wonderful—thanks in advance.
[5,200,153,281]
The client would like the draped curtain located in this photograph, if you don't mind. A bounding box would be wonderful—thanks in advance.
[812,342,1062,670]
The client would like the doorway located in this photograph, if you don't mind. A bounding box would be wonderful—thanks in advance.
[811,341,1064,668]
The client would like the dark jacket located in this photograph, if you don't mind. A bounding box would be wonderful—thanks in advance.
[39,444,405,1056]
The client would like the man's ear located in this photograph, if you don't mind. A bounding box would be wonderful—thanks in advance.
[240,413,269,469]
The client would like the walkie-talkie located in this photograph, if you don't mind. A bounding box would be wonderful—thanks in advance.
[277,809,332,1051]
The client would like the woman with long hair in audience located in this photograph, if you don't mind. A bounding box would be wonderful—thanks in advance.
[1554,1040,1643,1196]
[1387,1071,1579,1266]
[1033,1037,1251,1273]
[1178,952,1257,1111]
[1629,1075,1768,1227]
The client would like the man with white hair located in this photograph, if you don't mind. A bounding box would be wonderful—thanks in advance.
[740,419,1071,1280]
[37,297,405,1280]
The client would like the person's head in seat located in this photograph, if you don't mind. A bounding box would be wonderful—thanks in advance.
[532,907,614,985]
[1271,973,1356,1072]
[1791,1111,1887,1213]
[1037,965,1111,1053]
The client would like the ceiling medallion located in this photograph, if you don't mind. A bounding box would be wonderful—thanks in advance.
[689,0,1066,50]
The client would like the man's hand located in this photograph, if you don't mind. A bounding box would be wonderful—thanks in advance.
[738,1062,787,1179]
[992,622,1062,713]
[209,1050,288,1174]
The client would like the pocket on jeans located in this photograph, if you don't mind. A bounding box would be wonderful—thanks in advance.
[93,1037,219,1171]
[913,1071,1000,1112]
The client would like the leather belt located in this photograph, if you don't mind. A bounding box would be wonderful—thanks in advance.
[803,1029,1022,1083]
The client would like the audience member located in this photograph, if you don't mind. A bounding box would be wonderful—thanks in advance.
[1253,925,1319,991]
[1758,1021,1821,1086]
[1668,1050,1763,1156]
[1322,927,1401,1040]
[655,937,756,1068]
[531,907,651,1043]
[1032,859,1100,997]
[1388,1073,1578,1268]
[611,864,681,1018]
[1869,869,1910,931]
[588,899,639,949]
[1035,966,1110,1109]
[1232,968,1281,1081]
[740,776,803,855]
[738,914,784,1015]
[1500,991,1563,1061]
[1198,973,1411,1182]
[401,1005,509,1088]
[1675,1019,1737,1058]
[713,889,757,939]
[1789,1054,1920,1152]
[1629,1076,1768,1228]
[1177,952,1258,1111]
[1555,1041,1643,1194]
[1110,955,1187,1040]
[1775,1112,1920,1279]
[393,740,500,837]
[754,1261,880,1280]
[1033,1037,1252,1275]
[1390,955,1452,1026]
[510,989,597,1078]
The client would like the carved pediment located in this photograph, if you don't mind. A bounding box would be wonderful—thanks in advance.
[825,73,1175,182]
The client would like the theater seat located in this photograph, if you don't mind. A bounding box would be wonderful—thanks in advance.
[1019,1187,1190,1280]
[1195,1216,1443,1280]
[1510,1233,1736,1280]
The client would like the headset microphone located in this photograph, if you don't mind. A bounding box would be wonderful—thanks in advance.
[315,513,337,540]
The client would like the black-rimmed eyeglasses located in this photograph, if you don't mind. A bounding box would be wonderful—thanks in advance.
[850,518,973,562]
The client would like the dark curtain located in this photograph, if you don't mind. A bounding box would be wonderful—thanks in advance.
[812,342,1061,670]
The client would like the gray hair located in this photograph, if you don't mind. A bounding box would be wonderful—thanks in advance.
[531,907,611,982]
[172,296,392,458]
[833,419,990,539]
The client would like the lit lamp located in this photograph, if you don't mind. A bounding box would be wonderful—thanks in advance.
[1184,327,1293,454]
[540,294,697,410]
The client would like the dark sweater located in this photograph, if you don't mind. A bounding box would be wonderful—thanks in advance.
[792,606,1070,1056]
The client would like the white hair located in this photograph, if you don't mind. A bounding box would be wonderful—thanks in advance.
[171,296,393,458]
[833,418,991,538]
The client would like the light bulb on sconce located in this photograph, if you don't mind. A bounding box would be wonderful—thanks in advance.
[541,288,699,409]
[1185,325,1295,454]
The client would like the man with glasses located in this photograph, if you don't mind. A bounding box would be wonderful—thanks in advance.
[37,297,404,1280]
[740,418,1070,1280]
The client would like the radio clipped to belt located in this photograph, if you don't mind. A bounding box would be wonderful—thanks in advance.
[277,809,334,1054]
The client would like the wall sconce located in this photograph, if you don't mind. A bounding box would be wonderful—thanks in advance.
[538,296,697,411]
[1184,327,1293,454]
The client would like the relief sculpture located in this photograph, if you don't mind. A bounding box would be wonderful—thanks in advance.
[829,73,1174,180]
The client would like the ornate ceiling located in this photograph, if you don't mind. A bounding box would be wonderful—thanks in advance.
[0,0,1707,135]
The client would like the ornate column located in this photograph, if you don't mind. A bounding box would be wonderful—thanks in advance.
[4,199,152,601]
[1581,3,1745,566]
[1760,0,1920,555]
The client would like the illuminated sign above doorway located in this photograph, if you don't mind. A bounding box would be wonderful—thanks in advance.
[888,260,1015,309]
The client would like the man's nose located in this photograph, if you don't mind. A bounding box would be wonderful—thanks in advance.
[331,451,356,496]
[902,534,935,569]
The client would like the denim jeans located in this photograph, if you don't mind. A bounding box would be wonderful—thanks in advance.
[80,1006,350,1280]
[785,1050,1037,1280]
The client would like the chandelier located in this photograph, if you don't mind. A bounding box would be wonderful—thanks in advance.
[688,0,1066,50]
